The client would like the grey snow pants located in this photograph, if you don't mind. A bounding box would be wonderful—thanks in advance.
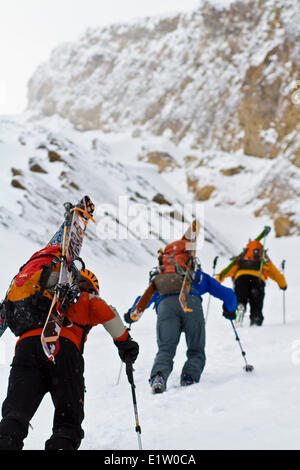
[150,295,206,384]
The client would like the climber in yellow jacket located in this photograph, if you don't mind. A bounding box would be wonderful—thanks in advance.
[216,240,287,326]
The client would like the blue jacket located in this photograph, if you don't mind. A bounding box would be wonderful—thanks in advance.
[131,269,237,314]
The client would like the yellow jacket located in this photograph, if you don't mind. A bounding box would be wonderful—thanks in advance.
[216,256,287,288]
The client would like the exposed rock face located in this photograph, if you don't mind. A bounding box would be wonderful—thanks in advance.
[139,151,180,173]
[26,0,300,236]
[274,216,297,237]
[195,185,215,201]
[238,41,300,161]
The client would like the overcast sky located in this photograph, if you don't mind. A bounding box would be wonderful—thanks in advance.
[0,0,200,115]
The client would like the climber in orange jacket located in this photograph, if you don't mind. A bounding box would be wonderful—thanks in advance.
[0,269,139,451]
[18,269,130,352]
[216,240,287,326]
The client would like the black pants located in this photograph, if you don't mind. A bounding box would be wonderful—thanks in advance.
[0,336,85,450]
[234,275,265,323]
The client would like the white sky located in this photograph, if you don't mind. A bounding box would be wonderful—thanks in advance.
[0,0,200,115]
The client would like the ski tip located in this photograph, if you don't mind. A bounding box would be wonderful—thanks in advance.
[264,225,271,234]
[73,206,96,223]
[130,310,142,322]
[182,219,201,241]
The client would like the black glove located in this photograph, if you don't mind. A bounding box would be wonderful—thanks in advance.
[124,309,136,324]
[222,305,237,321]
[115,335,139,364]
[280,285,287,291]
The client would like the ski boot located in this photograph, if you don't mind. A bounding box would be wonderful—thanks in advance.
[150,373,166,394]
[180,374,195,387]
[250,316,263,326]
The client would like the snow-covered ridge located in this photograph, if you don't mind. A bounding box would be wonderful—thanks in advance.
[26,0,299,150]
[26,0,300,236]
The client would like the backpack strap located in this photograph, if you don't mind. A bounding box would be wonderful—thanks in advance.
[72,322,92,354]
[28,255,61,306]
[39,257,60,296]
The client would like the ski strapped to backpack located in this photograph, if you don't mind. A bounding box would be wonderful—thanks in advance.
[218,226,271,282]
[178,219,201,312]
[129,219,200,321]
[0,196,95,347]
[41,196,95,362]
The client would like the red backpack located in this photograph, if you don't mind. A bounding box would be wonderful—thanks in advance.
[159,240,191,274]
[152,239,193,295]
[4,245,62,336]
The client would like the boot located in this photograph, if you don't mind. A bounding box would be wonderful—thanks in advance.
[150,373,166,394]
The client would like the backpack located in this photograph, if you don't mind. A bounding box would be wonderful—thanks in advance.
[152,240,194,295]
[3,245,62,336]
[237,240,263,271]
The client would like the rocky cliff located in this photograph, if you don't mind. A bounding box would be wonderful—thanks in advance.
[26,0,300,236]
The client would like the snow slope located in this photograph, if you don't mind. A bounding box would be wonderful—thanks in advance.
[0,223,299,451]
[0,114,194,262]
[0,116,299,450]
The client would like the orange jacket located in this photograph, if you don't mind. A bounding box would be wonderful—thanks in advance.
[216,256,287,288]
[19,291,128,351]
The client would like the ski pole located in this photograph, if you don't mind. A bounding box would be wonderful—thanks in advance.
[126,362,143,450]
[281,260,286,325]
[205,256,218,324]
[230,320,254,372]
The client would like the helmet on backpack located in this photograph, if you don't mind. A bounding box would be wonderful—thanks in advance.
[79,269,99,295]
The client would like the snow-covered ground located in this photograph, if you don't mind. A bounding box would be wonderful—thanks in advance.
[0,114,299,451]
[0,217,299,451]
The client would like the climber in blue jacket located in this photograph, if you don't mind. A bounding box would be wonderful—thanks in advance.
[124,266,237,394]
